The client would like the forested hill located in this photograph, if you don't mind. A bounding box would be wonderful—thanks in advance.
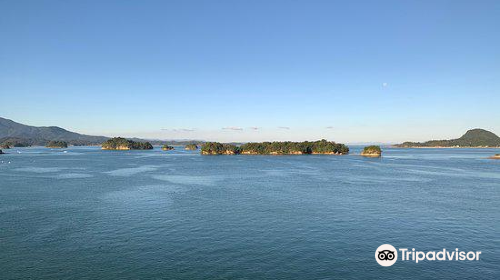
[396,129,500,147]
[0,117,204,147]
[0,117,108,146]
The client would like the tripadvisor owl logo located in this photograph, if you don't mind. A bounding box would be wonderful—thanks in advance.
[375,244,482,266]
[375,244,397,266]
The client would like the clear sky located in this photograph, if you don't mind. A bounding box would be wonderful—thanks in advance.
[1,0,499,143]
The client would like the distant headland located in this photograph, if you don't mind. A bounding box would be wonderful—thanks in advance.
[201,140,349,155]
[0,117,108,146]
[395,129,500,148]
[102,137,153,150]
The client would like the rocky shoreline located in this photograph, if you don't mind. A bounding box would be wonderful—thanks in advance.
[102,146,133,150]
[392,146,500,149]
[161,145,174,151]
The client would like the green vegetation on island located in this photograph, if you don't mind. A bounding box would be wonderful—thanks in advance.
[46,141,68,148]
[240,139,349,155]
[201,142,240,155]
[185,144,198,150]
[12,142,30,147]
[201,140,349,155]
[102,137,153,150]
[396,129,500,148]
[162,144,174,151]
[361,145,382,157]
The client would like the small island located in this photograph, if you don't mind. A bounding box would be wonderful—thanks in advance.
[201,140,349,155]
[489,154,500,159]
[0,143,10,149]
[361,145,382,157]
[0,149,3,154]
[185,144,198,150]
[102,137,153,150]
[0,140,30,148]
[161,144,174,151]
[46,141,68,148]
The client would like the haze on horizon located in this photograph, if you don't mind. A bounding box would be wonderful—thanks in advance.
[1,0,499,143]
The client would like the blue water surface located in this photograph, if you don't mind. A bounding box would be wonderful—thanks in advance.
[0,146,499,279]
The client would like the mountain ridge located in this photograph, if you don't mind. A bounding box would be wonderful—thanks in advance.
[0,117,205,146]
[0,117,109,146]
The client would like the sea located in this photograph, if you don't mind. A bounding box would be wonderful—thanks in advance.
[1,146,499,279]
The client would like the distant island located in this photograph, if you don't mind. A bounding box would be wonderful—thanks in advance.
[102,137,153,150]
[395,129,500,148]
[361,145,382,157]
[0,149,3,154]
[161,144,174,151]
[490,154,500,159]
[201,140,349,155]
[185,144,198,150]
[46,141,68,148]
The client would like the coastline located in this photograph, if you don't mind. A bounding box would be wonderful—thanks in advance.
[391,146,500,149]
[361,154,381,157]
[225,152,347,156]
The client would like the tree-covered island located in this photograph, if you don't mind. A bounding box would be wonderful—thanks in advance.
[162,144,174,151]
[185,144,198,150]
[101,137,153,150]
[0,139,30,148]
[201,140,349,155]
[489,154,500,159]
[201,142,240,155]
[361,145,382,157]
[46,141,68,148]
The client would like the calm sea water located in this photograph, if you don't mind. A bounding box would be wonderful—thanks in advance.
[1,146,499,279]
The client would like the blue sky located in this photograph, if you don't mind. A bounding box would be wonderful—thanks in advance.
[1,0,499,143]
